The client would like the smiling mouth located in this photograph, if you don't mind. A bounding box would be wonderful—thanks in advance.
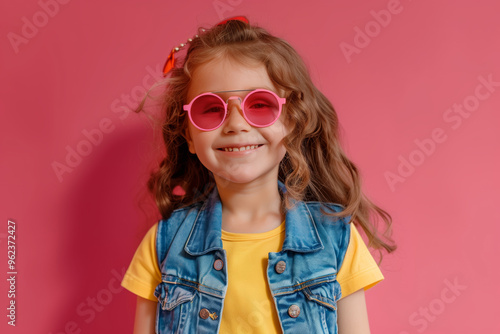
[218,144,263,152]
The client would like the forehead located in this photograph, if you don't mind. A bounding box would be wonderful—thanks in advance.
[187,56,276,101]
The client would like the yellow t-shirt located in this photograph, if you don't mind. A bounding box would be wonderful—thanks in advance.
[219,220,286,333]
[121,221,383,333]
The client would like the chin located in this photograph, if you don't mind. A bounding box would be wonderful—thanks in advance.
[214,169,279,188]
[214,175,256,187]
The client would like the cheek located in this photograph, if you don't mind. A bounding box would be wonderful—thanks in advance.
[266,123,290,147]
[185,125,202,154]
[188,130,217,156]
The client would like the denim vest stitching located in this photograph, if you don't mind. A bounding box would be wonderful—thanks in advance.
[154,183,351,334]
[272,273,337,295]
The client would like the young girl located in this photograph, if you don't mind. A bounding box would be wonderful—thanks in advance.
[122,17,395,334]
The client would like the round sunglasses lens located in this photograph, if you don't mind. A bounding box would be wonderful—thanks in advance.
[191,95,225,130]
[244,91,280,126]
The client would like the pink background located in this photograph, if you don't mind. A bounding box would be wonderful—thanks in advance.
[1,0,499,333]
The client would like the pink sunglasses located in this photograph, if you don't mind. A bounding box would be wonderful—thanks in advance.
[184,89,286,131]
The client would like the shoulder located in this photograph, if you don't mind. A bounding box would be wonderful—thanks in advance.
[304,201,351,236]
[155,201,204,265]
[304,201,349,221]
[337,222,384,297]
[302,201,352,260]
[157,201,204,234]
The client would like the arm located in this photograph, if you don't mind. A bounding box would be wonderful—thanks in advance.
[337,288,371,334]
[133,296,157,334]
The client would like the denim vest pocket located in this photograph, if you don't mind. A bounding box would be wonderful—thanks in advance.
[154,281,196,311]
[154,280,197,334]
[274,274,340,334]
[302,275,340,333]
[302,282,339,311]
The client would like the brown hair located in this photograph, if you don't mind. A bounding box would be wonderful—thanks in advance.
[136,19,396,255]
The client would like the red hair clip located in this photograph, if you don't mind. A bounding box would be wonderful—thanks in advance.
[216,16,249,26]
[162,16,249,76]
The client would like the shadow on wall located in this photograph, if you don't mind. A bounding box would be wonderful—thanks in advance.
[48,121,161,333]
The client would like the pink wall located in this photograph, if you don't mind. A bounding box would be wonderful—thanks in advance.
[1,0,499,332]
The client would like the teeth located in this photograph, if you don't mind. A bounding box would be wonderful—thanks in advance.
[223,145,259,152]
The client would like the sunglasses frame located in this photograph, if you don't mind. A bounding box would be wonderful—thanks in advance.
[183,89,286,131]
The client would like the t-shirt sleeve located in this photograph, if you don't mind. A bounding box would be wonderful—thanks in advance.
[121,223,162,302]
[336,223,384,299]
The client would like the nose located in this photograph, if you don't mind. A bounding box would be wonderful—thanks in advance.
[222,97,251,133]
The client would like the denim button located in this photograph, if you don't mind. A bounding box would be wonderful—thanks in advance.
[199,308,210,319]
[288,304,300,318]
[275,260,286,274]
[200,308,218,320]
[213,259,224,271]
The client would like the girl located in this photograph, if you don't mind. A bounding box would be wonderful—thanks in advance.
[122,17,395,334]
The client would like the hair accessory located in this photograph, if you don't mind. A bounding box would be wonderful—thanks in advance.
[216,16,249,26]
[162,16,249,76]
[162,34,199,76]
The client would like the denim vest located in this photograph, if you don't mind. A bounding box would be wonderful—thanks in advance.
[153,183,351,333]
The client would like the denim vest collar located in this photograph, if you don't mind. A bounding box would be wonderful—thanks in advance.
[184,182,324,256]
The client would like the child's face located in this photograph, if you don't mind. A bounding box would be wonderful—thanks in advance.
[184,56,290,187]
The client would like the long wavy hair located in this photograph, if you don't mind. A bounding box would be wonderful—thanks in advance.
[135,19,396,254]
